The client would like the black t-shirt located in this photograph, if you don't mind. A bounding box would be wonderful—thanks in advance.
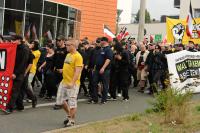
[28,52,34,66]
[53,47,68,69]
[95,46,113,70]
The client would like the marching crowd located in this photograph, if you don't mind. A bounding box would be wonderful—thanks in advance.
[0,34,199,126]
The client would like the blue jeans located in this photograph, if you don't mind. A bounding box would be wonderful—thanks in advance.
[92,69,110,102]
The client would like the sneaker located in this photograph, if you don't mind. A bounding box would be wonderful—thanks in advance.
[117,93,122,97]
[88,100,98,104]
[27,99,32,103]
[63,118,69,125]
[109,98,117,101]
[4,108,13,114]
[53,105,62,110]
[100,101,107,105]
[64,119,75,127]
[123,99,129,102]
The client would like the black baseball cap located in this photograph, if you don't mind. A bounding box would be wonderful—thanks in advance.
[101,37,108,42]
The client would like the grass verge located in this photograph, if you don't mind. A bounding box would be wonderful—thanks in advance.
[50,100,200,133]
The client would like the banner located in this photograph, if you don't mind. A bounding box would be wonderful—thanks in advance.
[155,34,162,42]
[166,50,200,93]
[0,43,17,111]
[166,17,200,44]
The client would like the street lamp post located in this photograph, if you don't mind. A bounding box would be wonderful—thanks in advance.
[137,0,146,44]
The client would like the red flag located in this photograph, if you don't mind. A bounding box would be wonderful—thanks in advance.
[0,43,17,111]
[117,27,129,40]
[186,1,193,38]
[150,35,154,42]
[103,25,115,41]
[162,35,167,44]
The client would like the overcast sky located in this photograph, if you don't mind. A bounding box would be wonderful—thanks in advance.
[132,0,180,20]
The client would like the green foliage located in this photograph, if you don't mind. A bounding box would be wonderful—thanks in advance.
[195,105,200,112]
[145,108,155,114]
[127,113,141,121]
[135,9,151,23]
[148,123,162,133]
[149,88,192,124]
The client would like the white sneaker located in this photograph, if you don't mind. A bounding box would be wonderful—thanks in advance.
[117,93,122,97]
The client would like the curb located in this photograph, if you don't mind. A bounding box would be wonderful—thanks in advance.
[24,99,88,109]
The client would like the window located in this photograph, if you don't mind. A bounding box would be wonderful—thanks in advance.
[43,16,56,40]
[57,19,67,37]
[194,9,200,18]
[0,0,4,7]
[26,0,43,13]
[5,0,25,10]
[44,1,57,16]
[3,10,24,35]
[25,13,41,40]
[75,22,81,39]
[58,5,68,18]
[174,0,180,8]
[69,8,77,20]
[68,20,74,38]
[0,9,3,34]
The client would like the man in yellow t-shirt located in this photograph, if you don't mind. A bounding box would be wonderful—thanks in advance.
[58,39,83,127]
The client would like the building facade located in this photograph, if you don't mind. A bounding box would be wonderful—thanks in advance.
[0,0,81,42]
[53,0,117,41]
[0,0,117,41]
[174,0,200,18]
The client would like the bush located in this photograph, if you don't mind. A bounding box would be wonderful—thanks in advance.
[149,88,192,124]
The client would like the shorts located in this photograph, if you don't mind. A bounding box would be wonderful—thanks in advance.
[59,83,79,109]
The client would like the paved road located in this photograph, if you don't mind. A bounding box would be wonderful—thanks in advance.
[0,89,153,133]
[1,88,199,133]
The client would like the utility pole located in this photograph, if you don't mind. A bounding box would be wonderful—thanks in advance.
[137,0,146,43]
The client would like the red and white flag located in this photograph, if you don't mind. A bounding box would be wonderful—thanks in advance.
[150,35,154,42]
[117,27,129,40]
[103,25,115,41]
[186,1,194,38]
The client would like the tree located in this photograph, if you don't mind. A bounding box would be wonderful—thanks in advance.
[135,9,151,23]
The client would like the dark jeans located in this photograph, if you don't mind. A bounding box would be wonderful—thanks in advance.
[17,74,36,109]
[119,70,130,100]
[92,69,110,102]
[110,71,120,99]
[45,71,57,97]
[80,68,88,94]
[7,79,24,110]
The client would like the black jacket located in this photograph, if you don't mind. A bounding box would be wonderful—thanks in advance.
[14,44,30,81]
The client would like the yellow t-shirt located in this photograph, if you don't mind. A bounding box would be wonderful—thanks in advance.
[62,51,83,86]
[30,50,41,74]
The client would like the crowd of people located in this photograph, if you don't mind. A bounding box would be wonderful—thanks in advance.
[0,34,199,127]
